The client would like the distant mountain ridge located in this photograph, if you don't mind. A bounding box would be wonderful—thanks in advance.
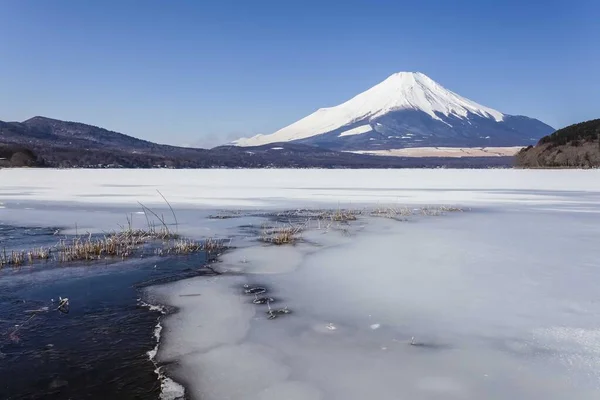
[0,116,513,168]
[21,116,157,148]
[3,116,174,152]
[234,72,555,150]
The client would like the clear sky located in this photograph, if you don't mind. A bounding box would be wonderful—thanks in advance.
[0,0,597,147]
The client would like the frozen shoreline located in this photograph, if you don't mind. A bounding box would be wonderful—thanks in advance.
[140,300,186,400]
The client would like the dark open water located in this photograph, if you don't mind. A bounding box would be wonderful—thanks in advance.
[0,225,211,399]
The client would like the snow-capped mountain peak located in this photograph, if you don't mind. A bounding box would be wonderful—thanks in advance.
[233,72,552,149]
[370,72,505,122]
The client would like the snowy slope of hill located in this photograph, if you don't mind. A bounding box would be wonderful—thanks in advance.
[234,72,554,151]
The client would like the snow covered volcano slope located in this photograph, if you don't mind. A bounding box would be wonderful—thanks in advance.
[234,72,554,151]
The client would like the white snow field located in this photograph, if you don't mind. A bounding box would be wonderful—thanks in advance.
[2,168,600,400]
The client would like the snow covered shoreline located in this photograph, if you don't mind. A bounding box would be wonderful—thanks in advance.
[347,146,524,158]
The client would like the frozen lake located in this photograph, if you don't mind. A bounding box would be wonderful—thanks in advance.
[2,168,600,209]
[1,168,600,400]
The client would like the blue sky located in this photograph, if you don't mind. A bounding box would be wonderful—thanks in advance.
[0,0,597,147]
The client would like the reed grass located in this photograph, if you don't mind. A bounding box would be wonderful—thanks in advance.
[420,206,465,216]
[156,237,228,255]
[261,224,303,245]
[439,206,465,212]
[0,246,53,268]
[370,206,413,219]
[318,209,360,222]
[0,194,226,269]
[57,234,132,262]
[0,249,25,267]
[371,205,465,219]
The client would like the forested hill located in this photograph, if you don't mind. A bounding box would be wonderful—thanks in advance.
[516,119,600,168]
[0,144,43,167]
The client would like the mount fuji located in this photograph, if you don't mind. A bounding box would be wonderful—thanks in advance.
[233,72,554,151]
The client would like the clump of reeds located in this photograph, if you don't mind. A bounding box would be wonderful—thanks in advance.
[108,229,149,246]
[439,206,465,212]
[27,247,51,262]
[1,247,52,268]
[420,207,443,216]
[163,238,203,255]
[275,209,313,219]
[109,225,176,246]
[203,237,227,253]
[1,249,25,268]
[208,211,242,220]
[157,237,228,256]
[370,205,466,219]
[318,209,360,222]
[0,225,179,268]
[261,224,303,245]
[0,192,228,269]
[419,206,465,216]
[57,234,134,262]
[371,206,413,219]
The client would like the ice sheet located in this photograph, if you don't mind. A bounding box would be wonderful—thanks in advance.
[149,206,600,400]
[2,169,600,209]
